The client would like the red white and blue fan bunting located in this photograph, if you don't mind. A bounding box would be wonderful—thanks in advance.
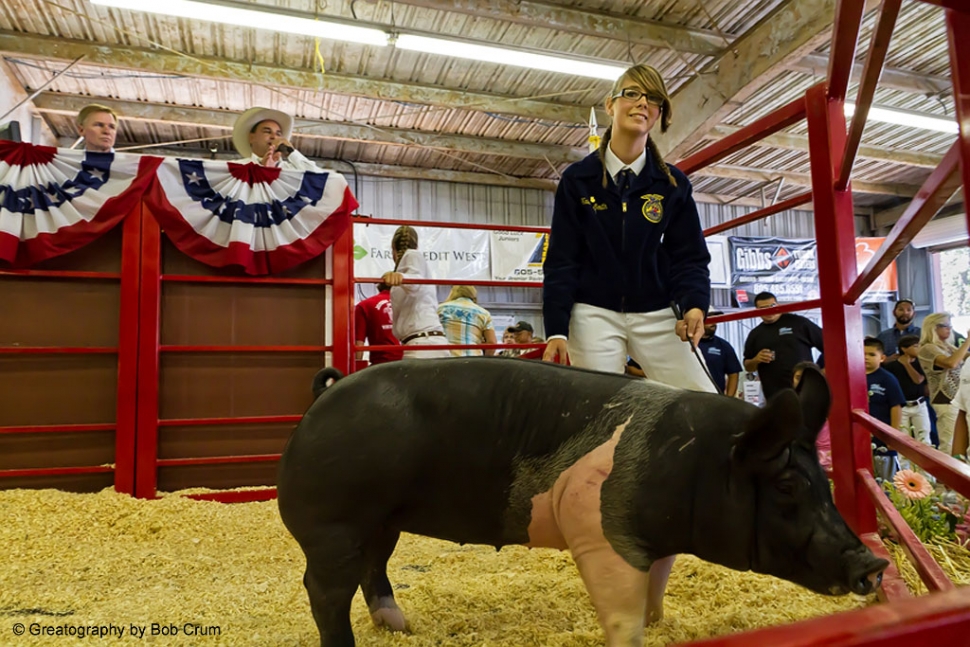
[148,159,357,275]
[0,141,157,266]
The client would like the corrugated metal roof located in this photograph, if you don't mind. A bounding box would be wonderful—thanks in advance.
[0,0,960,216]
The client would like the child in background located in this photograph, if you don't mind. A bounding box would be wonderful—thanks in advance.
[793,361,831,471]
[864,337,906,482]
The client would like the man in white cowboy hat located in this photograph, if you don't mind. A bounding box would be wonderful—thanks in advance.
[232,107,321,171]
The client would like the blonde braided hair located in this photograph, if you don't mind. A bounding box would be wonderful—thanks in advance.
[391,226,419,270]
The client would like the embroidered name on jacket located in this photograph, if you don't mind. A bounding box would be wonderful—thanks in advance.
[641,194,664,223]
[580,196,608,211]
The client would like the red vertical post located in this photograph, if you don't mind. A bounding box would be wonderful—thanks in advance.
[947,9,970,239]
[134,208,162,499]
[330,224,353,376]
[805,84,876,534]
[827,0,868,102]
[113,210,142,495]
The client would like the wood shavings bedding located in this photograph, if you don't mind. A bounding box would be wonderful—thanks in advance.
[0,488,873,646]
[884,539,970,595]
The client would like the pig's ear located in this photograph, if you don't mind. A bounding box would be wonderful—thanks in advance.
[733,389,801,470]
[794,366,830,440]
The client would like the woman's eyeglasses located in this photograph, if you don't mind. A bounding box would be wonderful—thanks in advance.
[612,88,665,107]
[937,323,952,329]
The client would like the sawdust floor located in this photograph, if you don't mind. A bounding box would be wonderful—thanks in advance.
[0,488,874,646]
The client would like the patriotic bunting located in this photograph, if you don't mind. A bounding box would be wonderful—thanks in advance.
[0,141,356,274]
[147,158,357,275]
[0,141,158,267]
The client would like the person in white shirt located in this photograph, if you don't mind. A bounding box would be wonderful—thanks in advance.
[381,226,450,360]
[232,107,321,171]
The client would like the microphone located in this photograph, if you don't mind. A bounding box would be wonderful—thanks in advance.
[276,142,294,157]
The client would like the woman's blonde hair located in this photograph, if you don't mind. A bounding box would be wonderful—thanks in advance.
[597,64,676,189]
[447,285,477,302]
[391,226,418,270]
[919,312,953,347]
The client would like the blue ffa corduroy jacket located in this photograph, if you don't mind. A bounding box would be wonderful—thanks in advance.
[542,151,711,339]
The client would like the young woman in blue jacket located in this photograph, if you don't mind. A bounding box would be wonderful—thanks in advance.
[541,64,715,392]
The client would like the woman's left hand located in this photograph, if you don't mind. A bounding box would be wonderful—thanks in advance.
[382,271,404,287]
[676,307,705,346]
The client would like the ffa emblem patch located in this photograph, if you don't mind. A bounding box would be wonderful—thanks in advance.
[641,194,664,223]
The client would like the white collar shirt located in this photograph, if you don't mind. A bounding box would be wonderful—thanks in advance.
[390,249,444,341]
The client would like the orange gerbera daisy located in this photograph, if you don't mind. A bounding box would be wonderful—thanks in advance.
[893,469,932,500]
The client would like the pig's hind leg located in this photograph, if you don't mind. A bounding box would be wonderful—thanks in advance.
[360,528,409,632]
[301,524,367,647]
[646,555,675,623]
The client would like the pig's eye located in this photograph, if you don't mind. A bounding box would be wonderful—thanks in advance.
[775,475,804,496]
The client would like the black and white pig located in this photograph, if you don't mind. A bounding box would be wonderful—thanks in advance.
[278,359,887,647]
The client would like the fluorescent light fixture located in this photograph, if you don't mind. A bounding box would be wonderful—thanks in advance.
[91,0,388,47]
[844,102,958,134]
[395,34,626,81]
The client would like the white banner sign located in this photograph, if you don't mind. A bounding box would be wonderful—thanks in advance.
[490,230,548,282]
[353,223,490,280]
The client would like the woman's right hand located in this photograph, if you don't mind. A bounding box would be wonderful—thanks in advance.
[381,271,404,287]
[542,338,569,365]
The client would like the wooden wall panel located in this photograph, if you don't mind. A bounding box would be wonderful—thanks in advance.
[1,280,119,347]
[158,423,295,460]
[160,283,325,347]
[158,354,318,420]
[0,353,118,427]
[0,225,124,493]
[157,463,278,492]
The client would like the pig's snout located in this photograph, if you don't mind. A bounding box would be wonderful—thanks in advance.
[845,551,889,596]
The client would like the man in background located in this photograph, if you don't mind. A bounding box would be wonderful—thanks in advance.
[76,104,118,152]
[698,309,742,397]
[500,321,535,358]
[232,106,321,171]
[877,299,921,361]
[355,283,403,367]
[743,291,824,401]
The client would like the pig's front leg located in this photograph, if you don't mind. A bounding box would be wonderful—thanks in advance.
[646,555,675,623]
[552,421,649,646]
[572,545,649,647]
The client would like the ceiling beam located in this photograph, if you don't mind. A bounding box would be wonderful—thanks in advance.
[384,0,729,56]
[39,91,913,197]
[31,92,588,164]
[696,164,921,197]
[0,31,594,126]
[791,53,952,96]
[660,0,880,162]
[709,124,945,168]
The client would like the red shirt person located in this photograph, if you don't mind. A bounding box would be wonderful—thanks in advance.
[355,284,404,365]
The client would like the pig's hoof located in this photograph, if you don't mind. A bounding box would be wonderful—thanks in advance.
[371,607,408,632]
[646,606,664,624]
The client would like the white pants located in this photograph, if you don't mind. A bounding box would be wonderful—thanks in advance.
[933,403,957,455]
[901,402,932,445]
[403,336,451,360]
[897,401,932,471]
[567,304,717,393]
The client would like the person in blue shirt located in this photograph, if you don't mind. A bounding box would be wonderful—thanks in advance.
[876,299,921,362]
[541,63,713,393]
[865,337,907,482]
[698,309,742,396]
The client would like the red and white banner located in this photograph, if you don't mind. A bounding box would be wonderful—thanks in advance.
[148,159,357,275]
[0,141,157,267]
[0,142,357,274]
